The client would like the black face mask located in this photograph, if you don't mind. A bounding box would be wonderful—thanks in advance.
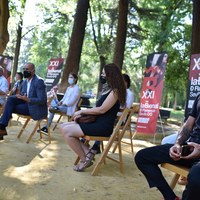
[100,76,107,84]
[23,70,32,78]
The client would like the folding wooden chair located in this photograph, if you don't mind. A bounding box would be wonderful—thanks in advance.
[75,108,129,176]
[161,163,189,189]
[112,104,139,153]
[16,97,53,143]
[17,116,51,143]
[52,98,83,130]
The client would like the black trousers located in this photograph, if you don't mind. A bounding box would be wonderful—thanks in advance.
[134,144,200,200]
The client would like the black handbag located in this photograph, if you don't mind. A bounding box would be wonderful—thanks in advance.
[75,114,97,123]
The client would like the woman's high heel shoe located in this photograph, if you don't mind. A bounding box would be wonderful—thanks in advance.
[73,159,93,172]
[86,149,97,162]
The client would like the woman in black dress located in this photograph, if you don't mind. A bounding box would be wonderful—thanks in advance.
[60,63,126,172]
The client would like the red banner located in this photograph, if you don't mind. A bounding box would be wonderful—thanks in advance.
[45,58,64,92]
[136,52,168,134]
[184,54,200,119]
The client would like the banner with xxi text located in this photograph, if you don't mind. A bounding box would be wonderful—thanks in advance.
[45,58,64,92]
[136,52,168,134]
[184,53,200,120]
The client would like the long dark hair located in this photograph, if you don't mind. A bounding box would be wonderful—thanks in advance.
[104,63,126,106]
[69,73,78,84]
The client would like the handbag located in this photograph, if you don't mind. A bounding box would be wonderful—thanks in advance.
[75,114,97,123]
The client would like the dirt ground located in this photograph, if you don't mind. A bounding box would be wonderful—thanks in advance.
[0,115,185,200]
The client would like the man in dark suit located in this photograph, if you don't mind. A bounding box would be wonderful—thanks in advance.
[0,62,47,140]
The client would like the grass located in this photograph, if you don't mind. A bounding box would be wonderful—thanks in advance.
[167,109,184,125]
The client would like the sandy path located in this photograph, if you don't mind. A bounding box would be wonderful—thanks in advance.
[0,117,184,200]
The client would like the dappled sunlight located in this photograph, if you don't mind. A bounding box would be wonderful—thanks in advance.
[4,141,61,185]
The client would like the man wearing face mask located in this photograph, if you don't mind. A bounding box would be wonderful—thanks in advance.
[39,73,81,133]
[0,62,48,140]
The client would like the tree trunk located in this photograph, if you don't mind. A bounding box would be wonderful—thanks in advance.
[173,92,177,110]
[190,0,200,54]
[97,55,106,97]
[12,21,23,84]
[113,0,128,69]
[0,0,9,54]
[60,0,89,91]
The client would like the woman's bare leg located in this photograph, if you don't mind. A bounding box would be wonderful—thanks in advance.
[59,122,88,161]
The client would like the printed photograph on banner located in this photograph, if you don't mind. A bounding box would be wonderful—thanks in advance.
[136,52,168,134]
[0,55,13,85]
[45,58,64,91]
[184,53,200,119]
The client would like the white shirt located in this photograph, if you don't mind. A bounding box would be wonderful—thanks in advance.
[126,88,134,108]
[118,88,134,116]
[27,78,33,97]
[0,75,8,98]
[61,84,81,116]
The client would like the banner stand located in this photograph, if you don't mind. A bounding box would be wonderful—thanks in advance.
[153,114,166,144]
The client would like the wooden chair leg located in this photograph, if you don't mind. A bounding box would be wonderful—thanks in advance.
[91,134,118,176]
[118,140,123,173]
[52,115,63,131]
[26,120,41,143]
[129,126,134,153]
[37,118,51,143]
[17,118,31,138]
[170,174,180,190]
[46,121,51,144]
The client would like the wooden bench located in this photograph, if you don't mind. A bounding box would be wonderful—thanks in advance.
[161,163,189,189]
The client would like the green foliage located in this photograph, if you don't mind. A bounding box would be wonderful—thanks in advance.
[7,0,193,105]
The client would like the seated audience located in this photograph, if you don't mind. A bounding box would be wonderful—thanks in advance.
[135,94,200,200]
[0,66,9,106]
[39,73,81,133]
[11,72,24,95]
[59,63,126,172]
[47,85,59,108]
[0,63,47,140]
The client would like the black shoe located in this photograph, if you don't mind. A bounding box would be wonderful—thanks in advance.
[49,106,60,113]
[0,128,7,136]
[0,135,4,140]
[37,127,48,133]
[96,147,101,154]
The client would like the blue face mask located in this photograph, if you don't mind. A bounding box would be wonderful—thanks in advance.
[68,78,74,85]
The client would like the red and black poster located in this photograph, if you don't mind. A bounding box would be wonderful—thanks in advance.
[184,54,200,119]
[45,58,64,92]
[136,52,168,134]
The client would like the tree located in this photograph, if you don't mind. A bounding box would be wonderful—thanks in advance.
[113,0,128,69]
[12,0,26,83]
[60,0,90,91]
[0,0,9,54]
[190,0,200,54]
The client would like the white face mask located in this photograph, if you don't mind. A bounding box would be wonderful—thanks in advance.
[14,77,17,82]
[68,77,74,85]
